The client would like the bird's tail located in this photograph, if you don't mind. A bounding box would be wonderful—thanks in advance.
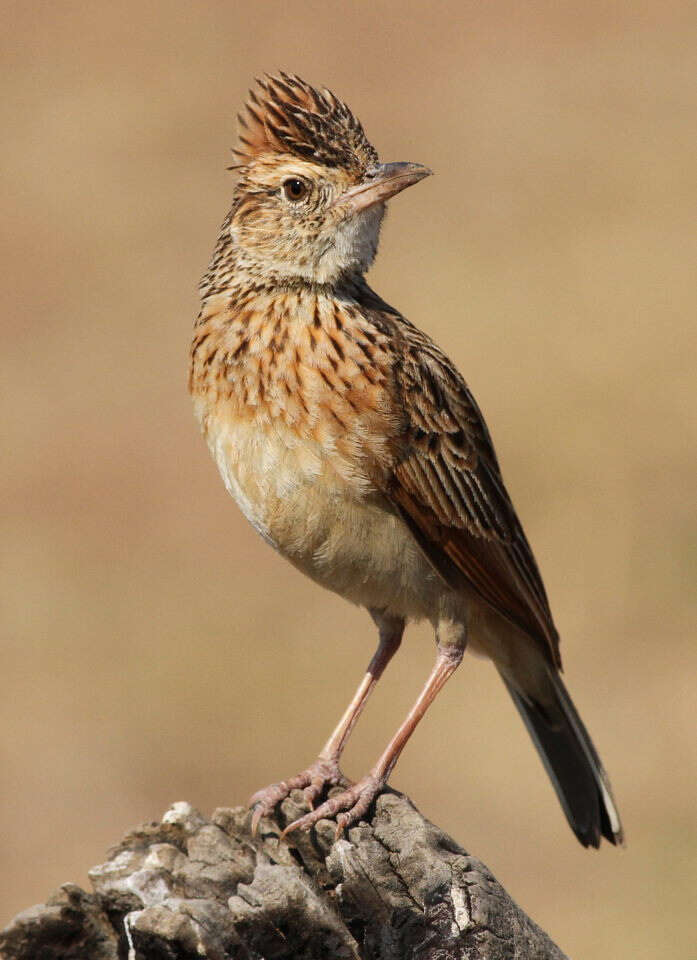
[500,666,623,848]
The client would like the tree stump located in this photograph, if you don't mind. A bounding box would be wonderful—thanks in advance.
[1,790,568,959]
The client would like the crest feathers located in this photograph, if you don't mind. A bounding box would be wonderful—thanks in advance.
[232,73,378,174]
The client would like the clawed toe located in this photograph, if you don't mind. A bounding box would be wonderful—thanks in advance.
[248,758,351,835]
[281,774,384,838]
[249,781,290,836]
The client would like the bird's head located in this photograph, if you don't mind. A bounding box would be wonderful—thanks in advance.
[228,74,431,285]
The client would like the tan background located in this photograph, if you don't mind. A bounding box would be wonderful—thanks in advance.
[2,1,695,956]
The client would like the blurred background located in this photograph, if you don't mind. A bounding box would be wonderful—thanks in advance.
[2,1,695,956]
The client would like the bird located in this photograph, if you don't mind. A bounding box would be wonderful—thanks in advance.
[189,73,623,848]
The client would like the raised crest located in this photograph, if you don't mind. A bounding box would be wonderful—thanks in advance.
[233,73,379,174]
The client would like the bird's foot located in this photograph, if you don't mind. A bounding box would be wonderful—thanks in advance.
[249,757,351,836]
[281,773,385,840]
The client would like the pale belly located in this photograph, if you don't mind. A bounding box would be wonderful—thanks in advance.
[196,405,541,676]
[203,411,444,621]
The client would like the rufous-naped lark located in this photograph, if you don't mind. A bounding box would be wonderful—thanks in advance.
[189,74,622,847]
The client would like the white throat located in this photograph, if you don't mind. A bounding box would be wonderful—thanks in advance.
[315,205,385,283]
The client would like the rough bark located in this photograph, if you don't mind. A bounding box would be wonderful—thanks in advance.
[1,790,568,959]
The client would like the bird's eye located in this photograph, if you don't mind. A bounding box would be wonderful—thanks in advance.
[282,178,308,202]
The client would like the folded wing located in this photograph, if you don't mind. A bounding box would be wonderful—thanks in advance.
[375,310,561,668]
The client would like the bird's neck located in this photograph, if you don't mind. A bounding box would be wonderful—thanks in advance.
[199,213,374,304]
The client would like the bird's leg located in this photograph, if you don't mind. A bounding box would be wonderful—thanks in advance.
[249,611,404,835]
[316,610,405,770]
[282,638,464,839]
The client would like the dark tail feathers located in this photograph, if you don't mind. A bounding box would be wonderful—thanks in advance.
[501,669,623,848]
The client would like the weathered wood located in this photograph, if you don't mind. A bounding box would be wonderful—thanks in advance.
[1,790,568,959]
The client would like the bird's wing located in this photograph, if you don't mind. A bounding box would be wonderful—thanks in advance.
[368,304,561,668]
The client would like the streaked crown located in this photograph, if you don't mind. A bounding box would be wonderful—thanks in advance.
[234,73,378,175]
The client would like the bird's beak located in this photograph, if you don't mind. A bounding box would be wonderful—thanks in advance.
[336,162,432,215]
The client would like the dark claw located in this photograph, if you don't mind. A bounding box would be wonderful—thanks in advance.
[334,813,350,840]
[250,804,265,838]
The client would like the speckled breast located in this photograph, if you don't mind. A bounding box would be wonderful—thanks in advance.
[190,290,392,545]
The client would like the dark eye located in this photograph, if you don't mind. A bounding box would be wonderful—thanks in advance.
[283,178,308,201]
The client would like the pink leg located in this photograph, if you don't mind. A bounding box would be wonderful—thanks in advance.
[249,611,404,834]
[317,610,404,764]
[282,642,464,839]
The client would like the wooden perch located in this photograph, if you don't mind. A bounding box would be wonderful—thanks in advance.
[1,790,568,959]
